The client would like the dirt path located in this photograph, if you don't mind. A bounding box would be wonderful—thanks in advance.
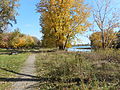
[11,54,37,90]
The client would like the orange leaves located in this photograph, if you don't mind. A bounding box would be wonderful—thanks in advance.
[50,0,55,5]
[11,35,35,48]
[0,31,36,49]
[13,37,26,48]
[90,31,117,48]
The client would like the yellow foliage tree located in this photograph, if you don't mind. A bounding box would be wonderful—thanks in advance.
[37,0,91,49]
[11,35,35,48]
[25,35,35,48]
[89,31,117,49]
[0,30,36,49]
[11,36,25,48]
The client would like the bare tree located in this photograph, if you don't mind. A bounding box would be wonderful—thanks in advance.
[93,0,120,48]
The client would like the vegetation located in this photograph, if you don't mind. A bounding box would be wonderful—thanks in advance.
[116,31,120,48]
[0,0,120,90]
[37,0,91,50]
[92,0,120,48]
[89,30,120,49]
[0,0,19,33]
[35,50,120,89]
[0,53,29,90]
[0,29,40,49]
[89,31,117,49]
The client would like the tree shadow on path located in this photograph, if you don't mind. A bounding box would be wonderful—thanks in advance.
[0,67,39,78]
[0,67,83,83]
[0,67,42,82]
[0,67,89,89]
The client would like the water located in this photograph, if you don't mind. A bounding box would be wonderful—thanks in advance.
[67,46,91,52]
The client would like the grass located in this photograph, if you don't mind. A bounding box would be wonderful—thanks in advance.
[35,49,120,90]
[0,48,57,54]
[0,48,12,53]
[0,53,29,90]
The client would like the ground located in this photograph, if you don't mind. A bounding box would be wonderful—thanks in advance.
[0,53,28,90]
[11,54,37,90]
[0,49,120,90]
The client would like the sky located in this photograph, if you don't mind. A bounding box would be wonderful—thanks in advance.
[13,0,42,39]
[12,0,120,44]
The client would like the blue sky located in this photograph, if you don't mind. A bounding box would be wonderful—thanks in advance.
[12,0,120,44]
[13,0,42,39]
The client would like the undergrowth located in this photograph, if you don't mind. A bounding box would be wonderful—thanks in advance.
[35,49,120,90]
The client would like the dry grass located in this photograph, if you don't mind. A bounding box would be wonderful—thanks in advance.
[35,49,120,90]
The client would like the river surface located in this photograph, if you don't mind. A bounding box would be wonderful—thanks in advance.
[68,46,91,52]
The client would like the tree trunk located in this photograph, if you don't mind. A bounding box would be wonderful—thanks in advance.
[101,31,105,49]
[64,34,70,50]
[59,44,64,50]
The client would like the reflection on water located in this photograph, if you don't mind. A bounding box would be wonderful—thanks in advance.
[67,46,91,52]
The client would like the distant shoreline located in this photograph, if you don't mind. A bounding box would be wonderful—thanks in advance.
[72,44,91,46]
[77,47,91,49]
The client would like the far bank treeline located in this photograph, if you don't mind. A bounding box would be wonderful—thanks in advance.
[0,29,40,49]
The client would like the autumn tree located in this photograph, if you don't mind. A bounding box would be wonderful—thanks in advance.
[9,31,35,48]
[115,30,120,48]
[92,0,120,48]
[0,0,19,33]
[0,30,36,49]
[25,36,35,48]
[32,36,41,47]
[37,0,91,50]
[90,31,117,49]
[0,33,11,48]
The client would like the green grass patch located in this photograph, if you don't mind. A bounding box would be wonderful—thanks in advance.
[0,53,29,90]
[35,50,120,89]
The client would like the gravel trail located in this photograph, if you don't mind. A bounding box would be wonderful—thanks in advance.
[11,54,37,90]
